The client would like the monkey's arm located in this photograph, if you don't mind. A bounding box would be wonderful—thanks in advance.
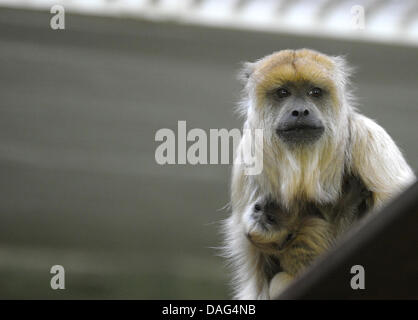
[349,113,415,208]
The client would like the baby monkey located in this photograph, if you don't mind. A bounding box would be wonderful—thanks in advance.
[245,176,372,297]
[246,197,334,277]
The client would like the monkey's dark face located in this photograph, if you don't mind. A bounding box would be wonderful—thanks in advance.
[244,197,298,253]
[243,49,342,150]
[271,82,326,145]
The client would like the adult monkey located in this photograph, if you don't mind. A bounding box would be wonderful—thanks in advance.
[224,49,415,299]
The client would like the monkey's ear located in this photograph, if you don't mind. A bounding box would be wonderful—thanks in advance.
[237,62,256,85]
[331,55,355,86]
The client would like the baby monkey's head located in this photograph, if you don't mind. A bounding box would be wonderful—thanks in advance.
[244,197,299,254]
[245,196,334,266]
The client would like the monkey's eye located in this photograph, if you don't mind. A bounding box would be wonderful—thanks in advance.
[275,88,291,99]
[308,87,323,98]
[254,204,261,212]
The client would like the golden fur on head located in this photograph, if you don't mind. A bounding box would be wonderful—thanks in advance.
[254,49,339,108]
[225,48,415,300]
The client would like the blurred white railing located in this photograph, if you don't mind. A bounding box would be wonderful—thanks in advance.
[1,0,418,47]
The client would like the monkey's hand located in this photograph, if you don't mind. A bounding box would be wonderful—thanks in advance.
[341,176,372,208]
[332,176,373,223]
[269,272,294,299]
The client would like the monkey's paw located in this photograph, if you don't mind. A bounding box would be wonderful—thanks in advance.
[343,176,372,207]
[269,272,294,299]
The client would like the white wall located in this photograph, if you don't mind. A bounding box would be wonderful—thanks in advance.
[1,0,417,47]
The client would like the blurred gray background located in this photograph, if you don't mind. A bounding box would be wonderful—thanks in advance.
[0,5,417,299]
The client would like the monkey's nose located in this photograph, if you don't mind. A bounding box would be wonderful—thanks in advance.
[291,109,310,117]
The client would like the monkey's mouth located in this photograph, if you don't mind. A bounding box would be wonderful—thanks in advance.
[276,125,324,143]
[280,124,324,133]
